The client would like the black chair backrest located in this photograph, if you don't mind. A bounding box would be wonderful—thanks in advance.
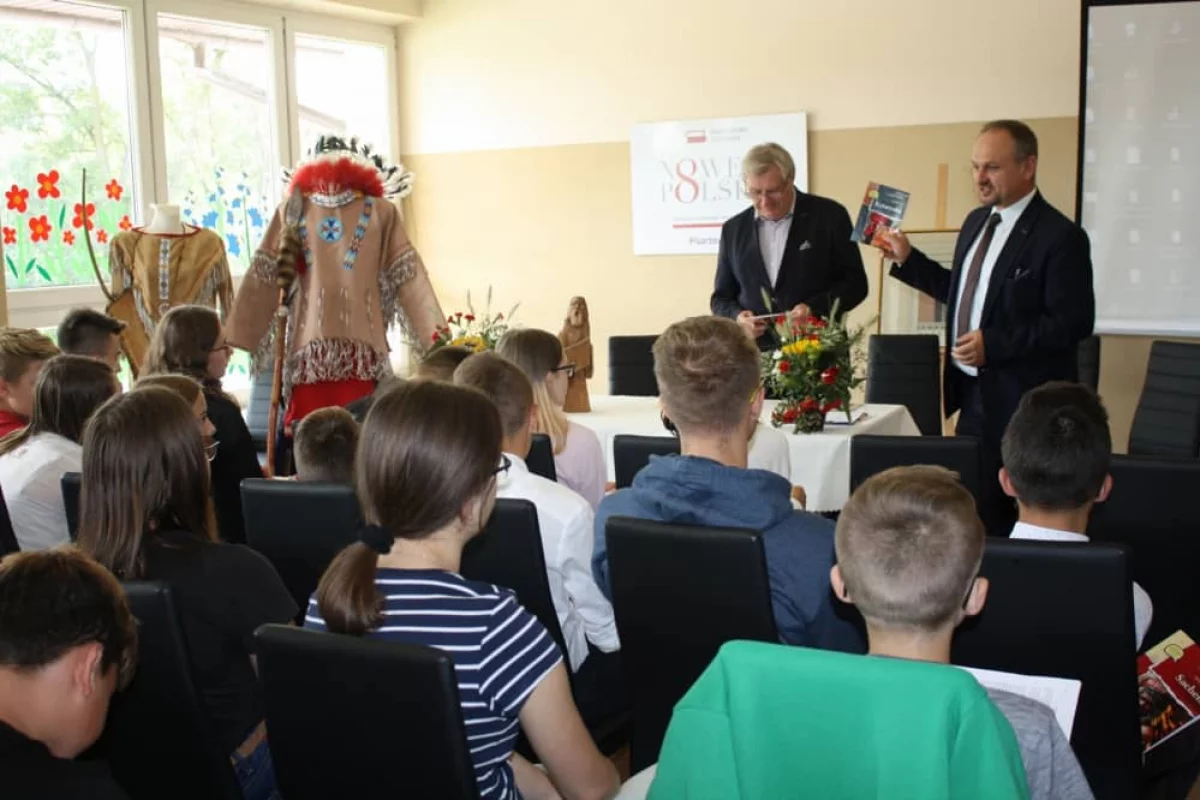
[459,499,569,660]
[62,471,81,541]
[1088,454,1200,648]
[254,625,479,800]
[850,435,981,500]
[1077,335,1101,392]
[1128,340,1200,458]
[245,358,274,453]
[0,482,19,556]
[240,479,361,621]
[951,538,1139,800]
[865,334,942,435]
[613,434,679,489]
[606,516,778,772]
[103,582,242,799]
[608,335,658,396]
[526,434,557,481]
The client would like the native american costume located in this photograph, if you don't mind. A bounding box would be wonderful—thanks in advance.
[558,296,593,413]
[107,228,232,372]
[225,138,444,425]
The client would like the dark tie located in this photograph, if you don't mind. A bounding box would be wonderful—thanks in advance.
[955,213,1002,340]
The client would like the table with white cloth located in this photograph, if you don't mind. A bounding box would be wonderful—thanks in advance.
[568,396,921,512]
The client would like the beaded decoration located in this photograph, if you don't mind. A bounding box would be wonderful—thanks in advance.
[157,238,171,315]
[319,217,344,243]
[310,190,357,209]
[298,196,374,272]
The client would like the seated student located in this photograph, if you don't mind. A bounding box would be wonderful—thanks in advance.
[293,406,359,484]
[1000,381,1153,648]
[498,329,606,510]
[77,387,297,800]
[454,352,622,724]
[0,328,60,439]
[833,465,1094,800]
[413,345,473,382]
[133,374,218,454]
[593,315,861,652]
[0,547,137,799]
[307,381,619,800]
[0,356,120,550]
[56,308,126,371]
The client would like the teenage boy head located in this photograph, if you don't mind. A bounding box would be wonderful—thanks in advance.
[452,352,536,458]
[293,406,360,484]
[56,309,126,371]
[0,328,60,429]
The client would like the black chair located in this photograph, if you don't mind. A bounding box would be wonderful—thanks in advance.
[1077,335,1101,392]
[1088,454,1200,648]
[241,479,361,622]
[608,336,658,396]
[606,516,779,772]
[951,538,1140,800]
[526,433,557,481]
[865,334,942,435]
[254,625,479,800]
[101,582,242,799]
[849,435,982,500]
[613,434,679,489]
[1128,340,1200,458]
[0,483,20,556]
[61,471,81,540]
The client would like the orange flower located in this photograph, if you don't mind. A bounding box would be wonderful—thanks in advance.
[105,179,123,201]
[96,229,108,244]
[62,230,75,245]
[5,185,28,213]
[72,203,95,230]
[118,215,132,231]
[2,227,15,245]
[28,215,52,243]
[36,170,60,199]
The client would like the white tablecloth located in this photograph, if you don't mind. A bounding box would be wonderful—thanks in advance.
[568,396,921,511]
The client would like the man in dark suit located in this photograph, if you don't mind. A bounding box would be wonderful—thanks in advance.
[881,119,1095,527]
[711,143,868,349]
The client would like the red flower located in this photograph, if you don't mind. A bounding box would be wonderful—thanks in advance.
[5,185,29,213]
[781,407,799,423]
[496,313,504,321]
[27,215,51,243]
[118,215,132,231]
[105,179,123,201]
[2,227,15,245]
[96,229,108,244]
[464,314,475,322]
[431,331,441,342]
[72,203,95,230]
[35,170,60,199]
[822,398,843,414]
[455,311,463,319]
[807,334,821,343]
[777,360,791,374]
[800,397,819,413]
[810,318,828,329]
[62,230,75,245]
[774,314,786,325]
[820,367,839,385]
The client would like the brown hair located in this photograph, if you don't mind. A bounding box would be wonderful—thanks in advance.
[294,406,360,484]
[0,355,120,457]
[77,387,218,580]
[452,352,534,438]
[0,547,137,689]
[134,373,204,407]
[496,329,569,453]
[56,308,126,359]
[0,328,59,384]
[143,305,224,395]
[414,346,473,382]
[653,316,759,433]
[836,465,984,630]
[317,381,503,635]
[980,119,1039,161]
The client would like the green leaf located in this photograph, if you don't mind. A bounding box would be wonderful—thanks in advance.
[5,254,15,280]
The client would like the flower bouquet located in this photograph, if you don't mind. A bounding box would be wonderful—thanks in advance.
[430,287,518,353]
[763,302,867,434]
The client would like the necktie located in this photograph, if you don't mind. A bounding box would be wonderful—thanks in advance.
[955,213,1002,340]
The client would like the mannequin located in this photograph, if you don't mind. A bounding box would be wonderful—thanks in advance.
[143,204,186,235]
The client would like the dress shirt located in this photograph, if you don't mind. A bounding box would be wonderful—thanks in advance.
[756,193,797,287]
[954,189,1037,377]
[497,453,620,671]
[0,432,80,551]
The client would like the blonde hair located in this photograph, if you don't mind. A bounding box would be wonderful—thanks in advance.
[653,316,759,434]
[742,142,795,183]
[495,329,570,455]
[0,328,60,383]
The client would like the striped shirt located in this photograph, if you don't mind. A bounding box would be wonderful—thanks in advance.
[304,568,562,799]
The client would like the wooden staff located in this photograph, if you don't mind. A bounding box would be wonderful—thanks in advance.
[265,225,301,477]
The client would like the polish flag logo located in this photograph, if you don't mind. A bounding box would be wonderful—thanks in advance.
[685,130,707,144]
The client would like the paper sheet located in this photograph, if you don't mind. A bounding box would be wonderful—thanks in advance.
[961,665,1082,739]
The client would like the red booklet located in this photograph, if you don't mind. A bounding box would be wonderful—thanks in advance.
[1139,631,1200,753]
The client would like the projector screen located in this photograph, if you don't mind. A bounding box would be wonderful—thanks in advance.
[1079,0,1200,335]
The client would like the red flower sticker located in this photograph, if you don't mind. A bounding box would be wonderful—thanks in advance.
[105,179,123,201]
[62,230,75,245]
[28,215,51,243]
[2,227,15,245]
[36,170,60,199]
[72,203,95,230]
[118,215,132,231]
[5,185,29,213]
[96,229,108,244]
[820,367,839,385]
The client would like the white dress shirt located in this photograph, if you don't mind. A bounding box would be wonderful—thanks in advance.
[0,432,81,551]
[497,452,620,671]
[553,421,606,511]
[953,189,1037,377]
[1010,521,1153,648]
[756,193,797,287]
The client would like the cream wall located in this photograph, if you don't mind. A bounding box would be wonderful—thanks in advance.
[392,0,1179,452]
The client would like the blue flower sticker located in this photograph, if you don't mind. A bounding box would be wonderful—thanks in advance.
[231,198,242,209]
[207,193,217,204]
[225,234,241,257]
[183,207,194,221]
[248,208,263,228]
[201,211,219,228]
[226,210,235,225]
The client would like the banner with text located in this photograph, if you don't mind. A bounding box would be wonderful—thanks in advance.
[630,112,809,255]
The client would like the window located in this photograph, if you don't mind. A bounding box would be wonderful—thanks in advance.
[293,33,391,157]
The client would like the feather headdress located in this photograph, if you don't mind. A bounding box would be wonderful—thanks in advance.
[283,135,414,200]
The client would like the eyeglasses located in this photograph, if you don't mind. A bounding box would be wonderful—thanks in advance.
[551,363,577,379]
[205,440,219,463]
[492,454,512,476]
[210,343,232,355]
[746,185,789,201]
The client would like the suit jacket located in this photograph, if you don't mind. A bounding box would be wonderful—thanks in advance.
[710,190,868,348]
[889,191,1095,446]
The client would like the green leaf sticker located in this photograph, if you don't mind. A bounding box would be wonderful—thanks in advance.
[57,205,66,229]
[36,265,51,282]
[24,258,35,274]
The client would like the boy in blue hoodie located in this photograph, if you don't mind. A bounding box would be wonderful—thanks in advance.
[593,315,863,652]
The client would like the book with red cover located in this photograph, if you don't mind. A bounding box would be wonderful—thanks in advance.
[1138,631,1200,753]
[850,182,910,246]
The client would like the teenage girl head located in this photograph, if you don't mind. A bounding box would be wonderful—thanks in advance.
[495,329,573,453]
[143,305,231,393]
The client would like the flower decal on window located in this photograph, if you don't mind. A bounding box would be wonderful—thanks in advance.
[96,229,108,244]
[105,180,123,201]
[6,185,29,213]
[225,233,241,257]
[63,230,75,246]
[2,227,15,245]
[72,203,95,230]
[118,215,132,231]
[28,215,52,243]
[36,171,60,200]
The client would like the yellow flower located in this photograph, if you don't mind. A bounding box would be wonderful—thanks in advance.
[450,335,487,353]
[781,340,810,358]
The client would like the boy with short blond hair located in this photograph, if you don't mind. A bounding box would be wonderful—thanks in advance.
[0,329,60,438]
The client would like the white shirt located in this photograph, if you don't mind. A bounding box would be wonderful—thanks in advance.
[497,453,620,671]
[553,421,606,511]
[0,432,81,552]
[756,193,797,287]
[1010,522,1153,649]
[953,189,1038,377]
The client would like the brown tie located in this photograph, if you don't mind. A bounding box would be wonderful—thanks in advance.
[955,213,1002,340]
